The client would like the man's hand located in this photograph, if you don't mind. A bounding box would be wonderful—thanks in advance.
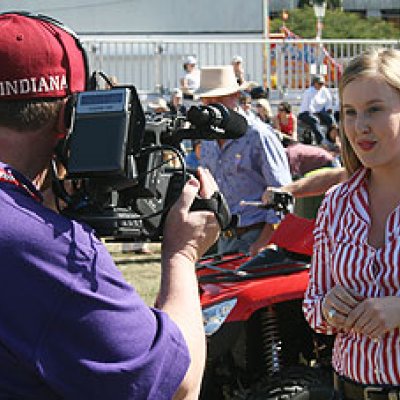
[262,186,288,206]
[249,223,276,257]
[158,167,220,400]
[162,167,220,264]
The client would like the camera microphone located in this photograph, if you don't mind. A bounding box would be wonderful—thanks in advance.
[186,103,248,139]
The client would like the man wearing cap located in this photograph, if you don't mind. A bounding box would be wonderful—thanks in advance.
[198,66,292,257]
[298,74,336,144]
[231,55,245,85]
[180,55,200,99]
[0,12,220,399]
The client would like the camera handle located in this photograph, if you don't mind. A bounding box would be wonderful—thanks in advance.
[190,191,234,231]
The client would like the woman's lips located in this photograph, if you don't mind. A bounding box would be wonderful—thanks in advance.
[357,140,376,151]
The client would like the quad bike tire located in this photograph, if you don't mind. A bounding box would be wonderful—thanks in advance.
[241,366,334,400]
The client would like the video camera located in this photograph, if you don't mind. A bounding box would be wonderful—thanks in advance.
[53,84,248,241]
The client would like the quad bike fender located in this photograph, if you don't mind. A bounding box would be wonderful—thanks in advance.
[200,269,309,323]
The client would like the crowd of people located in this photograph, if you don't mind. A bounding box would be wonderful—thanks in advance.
[145,52,343,187]
[1,9,400,400]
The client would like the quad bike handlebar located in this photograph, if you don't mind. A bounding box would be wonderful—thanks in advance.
[240,190,294,216]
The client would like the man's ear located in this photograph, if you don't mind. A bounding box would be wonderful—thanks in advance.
[55,97,74,139]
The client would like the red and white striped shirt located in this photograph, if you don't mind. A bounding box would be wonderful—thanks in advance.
[303,167,400,385]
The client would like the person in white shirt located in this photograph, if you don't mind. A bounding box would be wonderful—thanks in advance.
[298,74,336,144]
[237,90,258,125]
[180,56,201,99]
[231,55,245,85]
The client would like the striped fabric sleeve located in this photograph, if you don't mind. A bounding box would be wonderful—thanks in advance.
[303,194,337,335]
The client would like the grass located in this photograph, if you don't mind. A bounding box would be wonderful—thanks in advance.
[107,242,162,306]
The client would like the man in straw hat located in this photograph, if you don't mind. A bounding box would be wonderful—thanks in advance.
[198,66,292,257]
[148,97,170,113]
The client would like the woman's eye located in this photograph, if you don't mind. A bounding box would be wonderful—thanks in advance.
[344,109,356,116]
[368,106,382,114]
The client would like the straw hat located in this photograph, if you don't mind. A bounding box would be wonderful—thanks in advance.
[148,97,169,112]
[197,65,243,98]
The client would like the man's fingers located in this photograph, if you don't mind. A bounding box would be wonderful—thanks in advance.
[262,187,278,204]
[173,178,200,213]
[197,167,218,198]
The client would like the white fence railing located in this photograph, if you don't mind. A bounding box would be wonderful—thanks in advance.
[81,37,399,94]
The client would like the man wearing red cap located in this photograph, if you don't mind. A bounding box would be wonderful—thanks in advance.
[0,12,219,399]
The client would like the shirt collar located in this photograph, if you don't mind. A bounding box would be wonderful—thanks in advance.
[0,161,43,203]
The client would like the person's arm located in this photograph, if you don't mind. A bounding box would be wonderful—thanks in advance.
[291,114,298,142]
[180,76,188,90]
[253,129,292,255]
[157,167,220,400]
[324,87,333,112]
[249,223,276,257]
[262,167,347,202]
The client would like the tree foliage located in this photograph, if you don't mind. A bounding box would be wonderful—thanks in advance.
[270,6,400,39]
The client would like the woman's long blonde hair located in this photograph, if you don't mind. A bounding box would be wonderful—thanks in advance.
[339,47,400,175]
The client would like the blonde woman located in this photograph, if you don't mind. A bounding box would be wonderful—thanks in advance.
[304,48,400,398]
[255,98,273,125]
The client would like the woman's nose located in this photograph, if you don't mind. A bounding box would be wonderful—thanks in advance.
[355,114,371,134]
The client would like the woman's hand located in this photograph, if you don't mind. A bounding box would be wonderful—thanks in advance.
[321,285,364,330]
[345,296,400,339]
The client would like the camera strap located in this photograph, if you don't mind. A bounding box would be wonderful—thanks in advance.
[190,191,232,231]
[0,168,41,203]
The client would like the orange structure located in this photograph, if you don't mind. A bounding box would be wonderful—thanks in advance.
[269,27,343,88]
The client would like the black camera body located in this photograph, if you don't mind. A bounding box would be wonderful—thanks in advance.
[54,86,247,241]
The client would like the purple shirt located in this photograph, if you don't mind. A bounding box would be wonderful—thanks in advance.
[0,162,189,399]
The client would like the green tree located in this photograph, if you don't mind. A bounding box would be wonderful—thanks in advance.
[271,6,400,39]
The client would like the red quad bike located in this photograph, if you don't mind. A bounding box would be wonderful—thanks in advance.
[196,193,334,400]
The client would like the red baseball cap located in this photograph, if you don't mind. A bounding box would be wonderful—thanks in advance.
[0,13,87,101]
